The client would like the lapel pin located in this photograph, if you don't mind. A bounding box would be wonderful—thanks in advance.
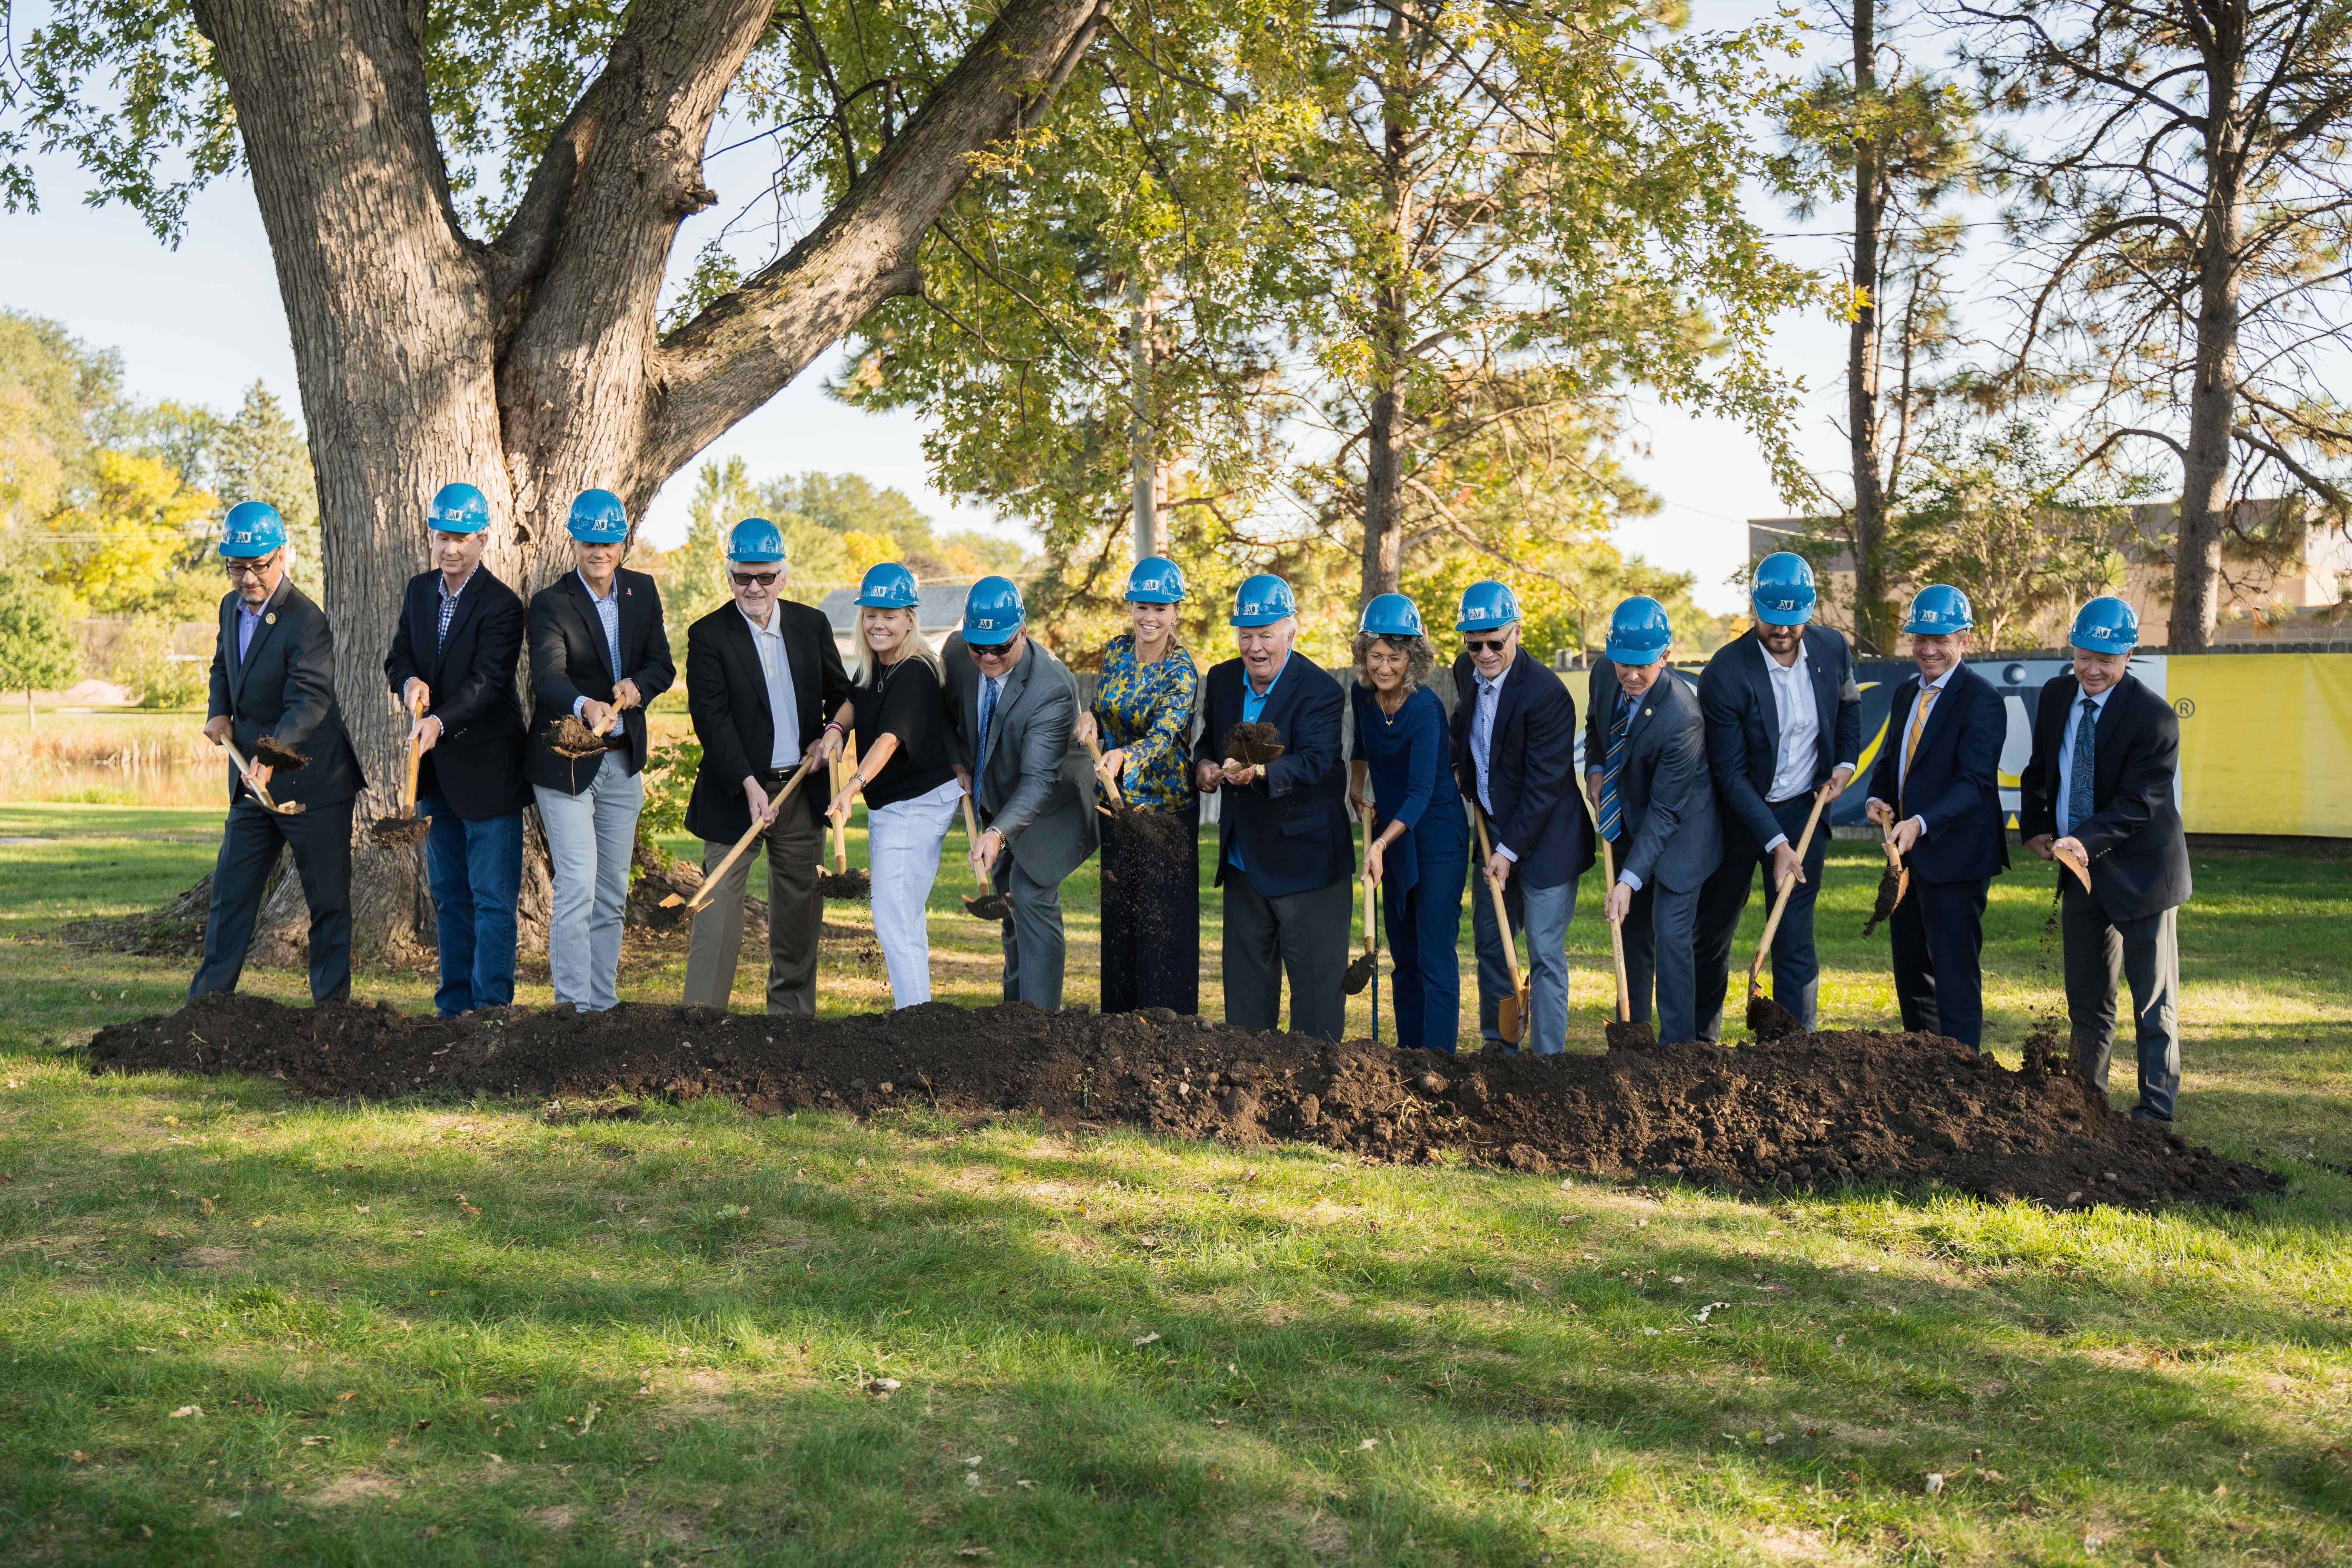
[1643,706,1652,717]
[264,612,277,625]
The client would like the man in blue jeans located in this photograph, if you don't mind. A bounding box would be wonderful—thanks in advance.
[384,482,529,1014]
[1447,580,1593,1053]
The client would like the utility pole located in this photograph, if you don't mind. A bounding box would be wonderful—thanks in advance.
[1129,284,1158,560]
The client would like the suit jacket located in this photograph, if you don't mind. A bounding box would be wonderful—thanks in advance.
[206,578,364,808]
[1583,662,1720,894]
[942,633,1098,887]
[1193,650,1354,899]
[2019,672,2191,922]
[684,599,854,843]
[1698,625,1863,849]
[1447,648,1595,888]
[1865,662,2009,885]
[383,567,528,820]
[525,567,676,794]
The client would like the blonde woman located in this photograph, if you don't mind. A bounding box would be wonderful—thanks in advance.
[823,564,961,1006]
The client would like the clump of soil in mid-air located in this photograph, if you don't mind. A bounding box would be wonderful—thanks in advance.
[548,715,609,758]
[88,997,2280,1213]
[253,736,309,771]
[1220,722,1284,767]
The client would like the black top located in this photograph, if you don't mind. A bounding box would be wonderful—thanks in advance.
[684,599,854,843]
[1190,651,1354,899]
[208,577,365,808]
[1445,647,1595,889]
[523,567,676,795]
[857,654,958,810]
[1865,662,2009,886]
[2018,672,2191,921]
[383,566,528,820]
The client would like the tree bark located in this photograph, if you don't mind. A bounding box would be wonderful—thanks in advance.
[1844,0,1891,655]
[2167,36,2248,652]
[1360,7,1412,603]
[183,0,1103,968]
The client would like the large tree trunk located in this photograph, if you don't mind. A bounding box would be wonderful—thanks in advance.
[2168,57,2246,652]
[184,0,1102,968]
[1844,0,1891,655]
[1360,11,1411,603]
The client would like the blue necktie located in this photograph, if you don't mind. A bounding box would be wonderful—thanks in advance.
[978,675,998,770]
[2067,695,2097,834]
[1598,695,1630,841]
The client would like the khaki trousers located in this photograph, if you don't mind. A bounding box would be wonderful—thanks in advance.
[681,795,825,1014]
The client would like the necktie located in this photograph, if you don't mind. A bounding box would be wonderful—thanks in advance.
[2067,695,2098,834]
[979,675,999,770]
[1598,695,1630,841]
[1901,683,1939,805]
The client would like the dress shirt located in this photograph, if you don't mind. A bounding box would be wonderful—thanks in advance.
[1865,663,1959,838]
[1760,639,1819,805]
[569,571,624,720]
[1470,661,1506,824]
[740,606,801,768]
[436,564,478,647]
[235,597,265,661]
[2055,683,2115,838]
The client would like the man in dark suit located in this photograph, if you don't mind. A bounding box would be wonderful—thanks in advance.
[680,518,853,1014]
[383,482,529,1016]
[1692,551,1861,1039]
[1193,574,1354,1040]
[2019,596,2191,1121]
[1863,585,2008,1049]
[525,488,675,1012]
[1448,579,1594,1054]
[1585,597,1720,1045]
[191,501,366,1005]
[942,576,1098,1012]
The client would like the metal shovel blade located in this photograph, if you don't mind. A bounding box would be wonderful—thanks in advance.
[963,891,1011,922]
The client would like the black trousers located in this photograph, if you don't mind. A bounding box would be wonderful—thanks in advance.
[1618,877,1704,1045]
[1100,803,1200,1016]
[1222,874,1351,1041]
[190,795,355,1004]
[1889,875,1990,1048]
[2060,878,2181,1121]
[1693,792,1827,1041]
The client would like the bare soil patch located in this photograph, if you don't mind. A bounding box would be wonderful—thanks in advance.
[85,995,2280,1212]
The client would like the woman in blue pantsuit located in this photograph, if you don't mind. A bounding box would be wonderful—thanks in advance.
[1347,594,1467,1053]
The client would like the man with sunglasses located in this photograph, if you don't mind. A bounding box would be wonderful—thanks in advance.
[943,576,1096,1011]
[1447,581,1594,1054]
[191,501,366,1006]
[680,518,854,1014]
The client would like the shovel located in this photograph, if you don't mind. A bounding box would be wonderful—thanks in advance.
[215,734,303,815]
[960,792,1012,921]
[1745,781,1830,1041]
[1598,835,1652,1050]
[1861,810,1910,937]
[1473,808,1527,1047]
[1081,731,1132,821]
[816,750,871,901]
[548,707,618,760]
[1344,802,1380,996]
[370,692,432,848]
[2053,838,2093,893]
[666,751,821,914]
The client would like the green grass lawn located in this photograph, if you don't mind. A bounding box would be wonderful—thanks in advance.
[2,803,2347,1565]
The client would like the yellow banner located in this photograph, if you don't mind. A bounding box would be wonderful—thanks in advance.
[2170,653,2352,837]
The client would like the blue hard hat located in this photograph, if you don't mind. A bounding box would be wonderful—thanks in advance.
[217,500,286,558]
[1456,580,1519,632]
[2070,595,2140,654]
[962,575,1026,643]
[1750,551,1817,626]
[1604,596,1673,665]
[1125,556,1187,603]
[428,483,490,534]
[725,517,786,564]
[1229,573,1297,627]
[566,488,630,544]
[853,561,920,610]
[1904,584,1973,635]
[1359,593,1424,639]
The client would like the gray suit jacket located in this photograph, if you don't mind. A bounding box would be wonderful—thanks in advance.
[942,632,1099,887]
[1584,661,1721,894]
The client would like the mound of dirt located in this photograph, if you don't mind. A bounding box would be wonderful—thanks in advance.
[85,996,2280,1212]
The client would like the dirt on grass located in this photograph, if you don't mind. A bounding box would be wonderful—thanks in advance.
[85,995,2281,1212]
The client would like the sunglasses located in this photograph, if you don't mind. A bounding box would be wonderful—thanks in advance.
[730,571,781,588]
[1463,636,1511,652]
[967,639,1016,659]
[222,555,280,581]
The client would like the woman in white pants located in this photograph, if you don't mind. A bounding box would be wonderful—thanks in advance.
[824,564,962,1007]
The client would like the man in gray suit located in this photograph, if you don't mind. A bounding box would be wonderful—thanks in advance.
[1583,596,1721,1044]
[943,576,1100,1010]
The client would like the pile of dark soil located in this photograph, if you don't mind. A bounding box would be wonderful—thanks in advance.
[1220,722,1284,766]
[87,997,2279,1212]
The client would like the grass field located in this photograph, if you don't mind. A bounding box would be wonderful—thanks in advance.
[1,803,2347,1565]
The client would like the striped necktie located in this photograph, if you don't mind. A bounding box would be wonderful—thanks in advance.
[1901,683,1939,804]
[1598,695,1631,841]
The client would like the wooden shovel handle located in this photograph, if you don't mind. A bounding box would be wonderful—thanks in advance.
[1472,808,1521,993]
[683,752,819,914]
[1080,730,1127,809]
[402,691,425,814]
[1359,801,1378,962]
[1749,782,1832,990]
[1600,836,1631,1022]
[216,735,290,813]
[960,791,993,893]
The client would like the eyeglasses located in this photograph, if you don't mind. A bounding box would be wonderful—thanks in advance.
[968,640,1015,659]
[1463,636,1510,652]
[222,556,279,581]
[730,571,781,588]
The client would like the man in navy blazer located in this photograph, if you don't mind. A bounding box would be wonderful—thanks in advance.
[384,483,529,1016]
[2018,597,2191,1121]
[1448,580,1594,1054]
[192,501,367,1006]
[1585,598,1720,1045]
[1693,552,1861,1039]
[526,488,676,1012]
[1192,574,1354,1040]
[1863,586,2008,1049]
